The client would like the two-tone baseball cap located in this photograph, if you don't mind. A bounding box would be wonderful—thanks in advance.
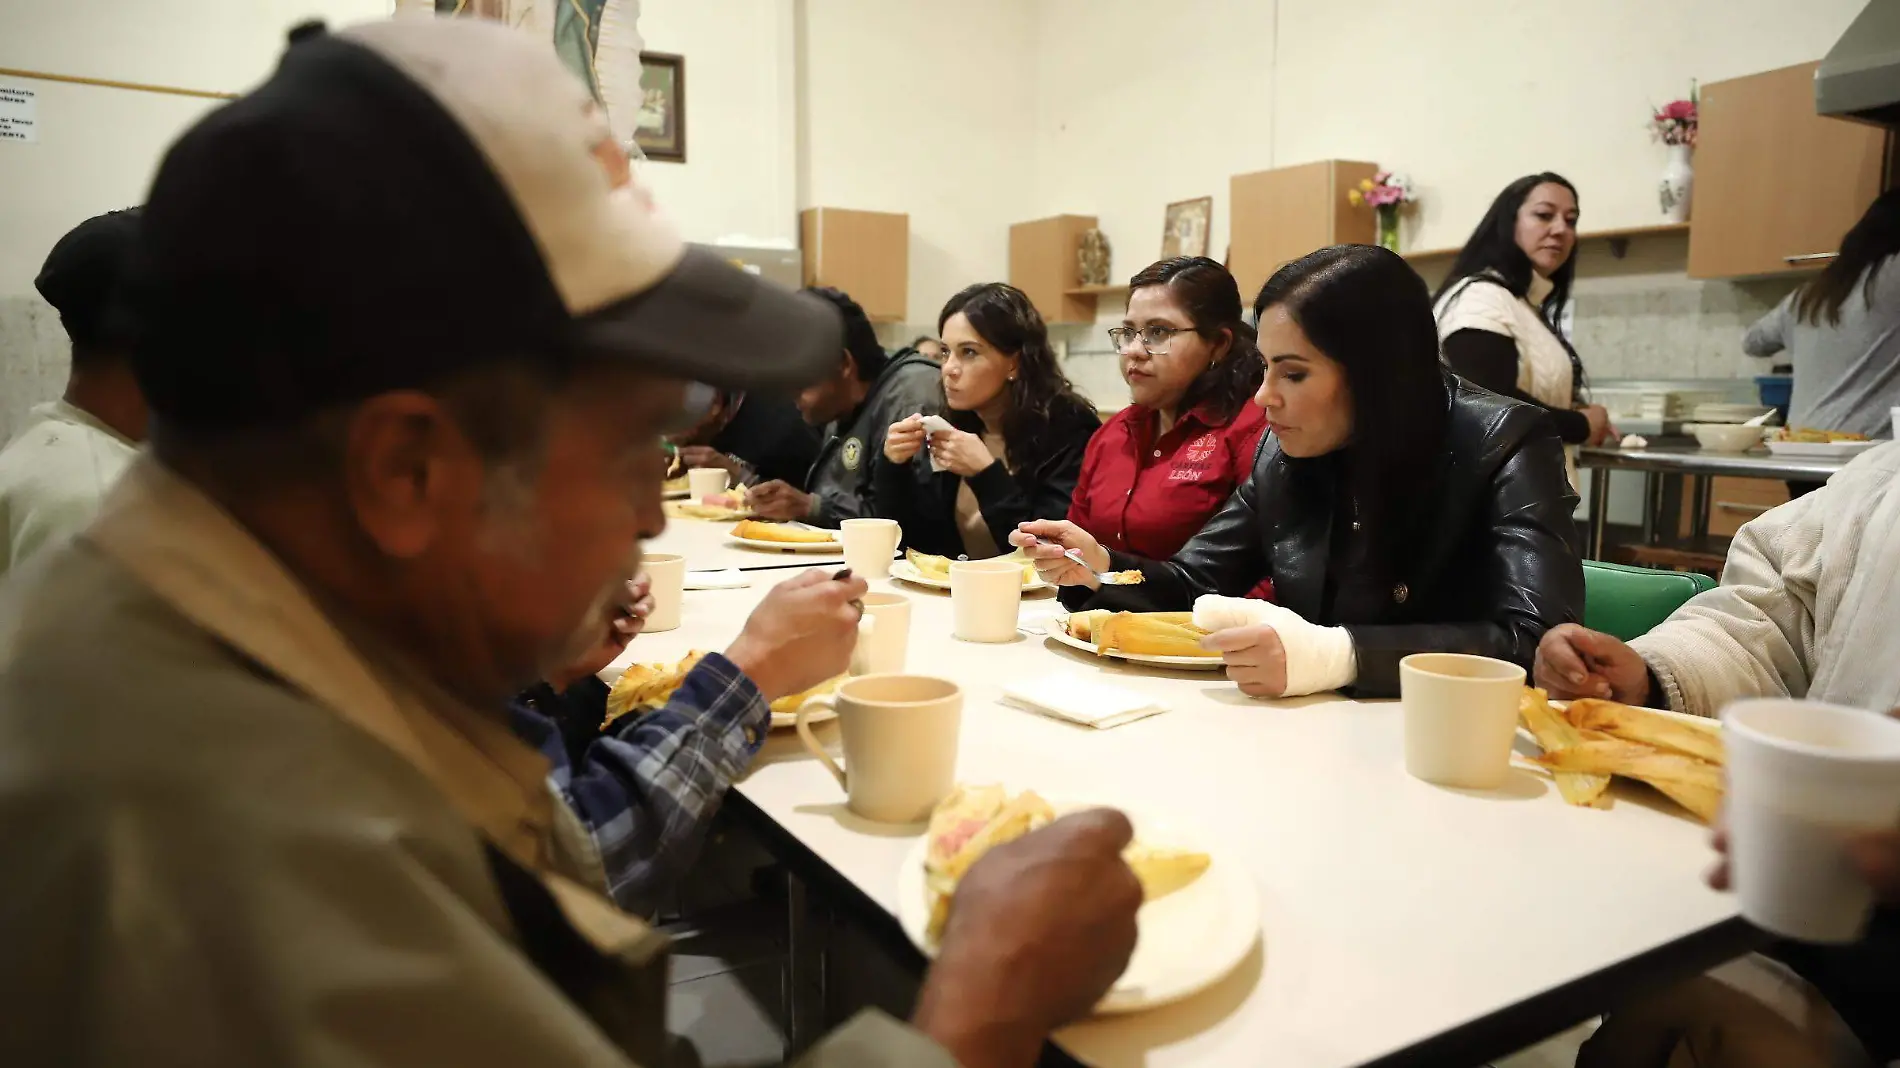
[128,16,842,435]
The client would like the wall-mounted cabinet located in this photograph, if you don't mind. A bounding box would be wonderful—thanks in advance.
[1229,160,1379,302]
[800,207,909,322]
[1688,62,1889,280]
[1008,214,1102,325]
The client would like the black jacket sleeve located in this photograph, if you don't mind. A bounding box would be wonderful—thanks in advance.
[1442,329,1592,444]
[1338,418,1583,696]
[966,411,1100,553]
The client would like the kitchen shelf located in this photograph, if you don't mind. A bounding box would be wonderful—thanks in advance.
[1063,283,1128,296]
[1401,222,1690,264]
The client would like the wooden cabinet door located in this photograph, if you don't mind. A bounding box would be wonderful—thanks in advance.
[1688,62,1888,280]
[1229,160,1377,303]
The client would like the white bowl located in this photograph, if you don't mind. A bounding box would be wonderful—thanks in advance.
[1691,423,1765,452]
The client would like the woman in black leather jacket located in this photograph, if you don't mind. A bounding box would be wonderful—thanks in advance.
[1012,244,1582,699]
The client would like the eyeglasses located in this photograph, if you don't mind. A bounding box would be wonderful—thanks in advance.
[1107,324,1196,355]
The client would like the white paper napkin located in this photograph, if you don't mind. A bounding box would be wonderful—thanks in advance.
[1001,674,1169,730]
[684,569,750,590]
[919,413,956,472]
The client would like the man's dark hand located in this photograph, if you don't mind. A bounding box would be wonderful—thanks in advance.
[1534,623,1652,704]
[913,810,1142,1067]
[749,480,816,521]
[680,445,741,479]
[722,570,866,702]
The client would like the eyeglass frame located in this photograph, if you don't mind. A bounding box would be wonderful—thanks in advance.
[1107,323,1202,355]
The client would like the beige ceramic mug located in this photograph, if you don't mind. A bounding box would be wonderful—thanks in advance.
[849,592,911,676]
[840,518,902,579]
[949,558,1022,643]
[639,553,687,633]
[687,467,730,499]
[795,674,962,824]
[1400,652,1526,789]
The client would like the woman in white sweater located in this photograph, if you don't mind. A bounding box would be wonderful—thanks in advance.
[1432,173,1616,450]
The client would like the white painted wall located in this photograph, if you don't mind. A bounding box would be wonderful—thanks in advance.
[1272,0,1867,254]
[798,0,1039,329]
[635,0,799,247]
[0,0,391,297]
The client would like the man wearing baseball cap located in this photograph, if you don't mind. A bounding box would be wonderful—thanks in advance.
[0,18,1139,1067]
[0,207,149,579]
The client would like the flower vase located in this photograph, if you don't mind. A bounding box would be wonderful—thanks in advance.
[1659,143,1693,223]
[1376,204,1400,252]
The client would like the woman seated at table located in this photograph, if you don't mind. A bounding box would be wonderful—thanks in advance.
[1064,256,1270,607]
[1432,173,1617,455]
[1013,244,1583,699]
[878,282,1100,558]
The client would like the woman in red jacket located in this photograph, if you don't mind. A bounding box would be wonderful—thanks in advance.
[1064,256,1269,605]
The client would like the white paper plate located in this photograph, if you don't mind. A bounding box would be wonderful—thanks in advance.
[889,558,1052,593]
[728,525,842,553]
[895,798,1260,1014]
[1044,617,1226,671]
[1766,440,1878,459]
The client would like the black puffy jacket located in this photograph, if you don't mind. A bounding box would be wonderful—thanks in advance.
[1085,375,1583,697]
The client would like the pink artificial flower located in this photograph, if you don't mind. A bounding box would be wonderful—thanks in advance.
[1662,99,1696,120]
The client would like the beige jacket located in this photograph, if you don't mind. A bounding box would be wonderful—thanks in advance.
[1632,442,1900,718]
[0,458,949,1067]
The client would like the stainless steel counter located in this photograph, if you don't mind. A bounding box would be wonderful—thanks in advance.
[1575,444,1856,560]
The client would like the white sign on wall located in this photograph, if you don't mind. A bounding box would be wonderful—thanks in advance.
[0,83,37,143]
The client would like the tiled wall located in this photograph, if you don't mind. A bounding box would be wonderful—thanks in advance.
[0,297,74,446]
[1052,233,1807,411]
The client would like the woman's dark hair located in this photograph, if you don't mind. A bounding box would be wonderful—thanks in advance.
[1433,172,1580,335]
[1255,244,1450,582]
[804,286,888,382]
[937,282,1094,473]
[1794,187,1900,326]
[1125,256,1264,421]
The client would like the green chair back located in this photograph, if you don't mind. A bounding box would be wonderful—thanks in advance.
[1582,561,1717,641]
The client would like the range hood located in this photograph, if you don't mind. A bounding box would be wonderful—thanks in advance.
[1818,0,1900,127]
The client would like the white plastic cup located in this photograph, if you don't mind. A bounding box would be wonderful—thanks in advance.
[639,553,687,633]
[840,518,902,579]
[949,559,1022,643]
[1400,653,1527,789]
[1724,699,1900,943]
[687,467,730,499]
[850,592,911,675]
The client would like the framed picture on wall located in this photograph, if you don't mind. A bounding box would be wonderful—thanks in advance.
[1161,196,1213,259]
[634,52,686,163]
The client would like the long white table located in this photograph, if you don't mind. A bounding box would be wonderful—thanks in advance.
[645,514,845,571]
[605,567,1754,1067]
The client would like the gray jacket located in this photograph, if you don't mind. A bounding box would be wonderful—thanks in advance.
[1743,259,1900,438]
[806,349,942,527]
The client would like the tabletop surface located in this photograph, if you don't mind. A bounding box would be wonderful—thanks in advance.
[604,564,1741,1068]
[1578,442,1851,480]
[645,514,845,571]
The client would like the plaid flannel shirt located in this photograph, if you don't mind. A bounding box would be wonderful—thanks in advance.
[510,652,769,913]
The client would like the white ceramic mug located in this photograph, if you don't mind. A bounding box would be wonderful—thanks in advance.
[840,518,902,579]
[949,558,1021,643]
[795,674,962,824]
[1400,653,1526,789]
[850,592,911,675]
[687,467,730,499]
[1724,698,1900,943]
[639,553,687,633]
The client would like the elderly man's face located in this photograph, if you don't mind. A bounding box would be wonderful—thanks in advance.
[350,368,679,701]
